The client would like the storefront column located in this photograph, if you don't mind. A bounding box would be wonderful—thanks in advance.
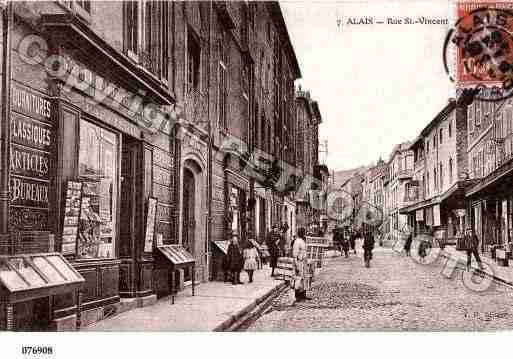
[0,2,13,235]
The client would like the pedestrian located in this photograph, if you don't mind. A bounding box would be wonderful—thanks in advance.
[266,225,281,277]
[464,227,483,270]
[404,232,413,256]
[333,226,348,257]
[350,230,357,254]
[227,234,244,285]
[418,238,430,262]
[243,241,258,283]
[292,227,312,302]
[362,230,375,268]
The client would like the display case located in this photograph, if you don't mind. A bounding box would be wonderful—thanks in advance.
[0,253,84,330]
[156,245,195,304]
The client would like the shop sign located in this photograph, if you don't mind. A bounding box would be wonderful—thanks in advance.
[11,113,53,151]
[11,84,52,122]
[9,83,54,231]
[9,176,49,208]
[10,144,50,179]
[433,204,441,226]
[156,203,173,223]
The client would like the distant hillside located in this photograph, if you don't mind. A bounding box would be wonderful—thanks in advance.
[332,166,368,188]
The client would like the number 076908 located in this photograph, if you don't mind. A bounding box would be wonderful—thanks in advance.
[21,346,54,355]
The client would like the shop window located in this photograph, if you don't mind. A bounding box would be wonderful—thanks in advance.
[78,120,118,259]
[187,30,201,91]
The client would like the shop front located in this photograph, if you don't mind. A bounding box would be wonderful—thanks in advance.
[1,12,177,329]
[466,159,513,264]
[400,183,466,246]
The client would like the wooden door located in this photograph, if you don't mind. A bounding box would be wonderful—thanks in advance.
[182,168,195,282]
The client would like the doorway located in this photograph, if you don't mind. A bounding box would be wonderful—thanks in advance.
[182,168,195,283]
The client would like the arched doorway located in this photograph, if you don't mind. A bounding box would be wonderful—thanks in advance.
[182,168,195,255]
[180,158,205,284]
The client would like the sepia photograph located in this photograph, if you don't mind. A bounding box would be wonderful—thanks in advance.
[1,0,513,358]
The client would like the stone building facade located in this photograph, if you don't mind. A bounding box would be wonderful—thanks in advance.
[0,1,326,330]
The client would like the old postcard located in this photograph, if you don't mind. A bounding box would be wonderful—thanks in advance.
[1,0,513,358]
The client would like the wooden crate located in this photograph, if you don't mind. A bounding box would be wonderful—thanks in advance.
[275,257,294,279]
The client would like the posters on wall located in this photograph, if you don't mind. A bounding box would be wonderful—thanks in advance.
[433,205,441,227]
[61,181,83,255]
[144,198,158,252]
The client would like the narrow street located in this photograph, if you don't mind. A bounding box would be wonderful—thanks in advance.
[245,244,513,331]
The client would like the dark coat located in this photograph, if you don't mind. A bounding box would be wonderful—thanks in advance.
[362,233,375,251]
[463,233,479,251]
[333,229,345,244]
[404,234,413,251]
[266,232,281,267]
[227,242,244,272]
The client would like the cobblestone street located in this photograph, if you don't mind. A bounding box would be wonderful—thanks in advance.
[245,245,513,331]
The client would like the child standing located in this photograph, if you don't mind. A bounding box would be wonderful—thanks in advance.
[243,242,258,283]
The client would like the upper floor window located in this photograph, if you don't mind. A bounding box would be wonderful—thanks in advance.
[187,30,201,90]
[433,166,437,191]
[75,1,91,13]
[439,128,443,145]
[218,30,228,131]
[439,162,443,189]
[124,1,139,57]
[123,1,169,79]
[449,120,452,138]
[449,158,453,183]
[475,102,482,127]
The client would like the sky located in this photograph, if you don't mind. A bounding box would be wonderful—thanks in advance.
[281,0,456,172]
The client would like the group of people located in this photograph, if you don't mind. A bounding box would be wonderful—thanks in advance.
[223,224,312,303]
[403,226,483,270]
[224,235,259,285]
[332,227,356,258]
[223,222,291,285]
[332,226,375,268]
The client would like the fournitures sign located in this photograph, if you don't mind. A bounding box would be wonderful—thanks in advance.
[9,83,54,231]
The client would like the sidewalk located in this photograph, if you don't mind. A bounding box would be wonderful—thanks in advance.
[442,246,513,286]
[83,267,286,332]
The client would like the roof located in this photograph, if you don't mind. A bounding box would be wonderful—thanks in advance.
[420,99,457,137]
[267,2,302,79]
[388,141,411,163]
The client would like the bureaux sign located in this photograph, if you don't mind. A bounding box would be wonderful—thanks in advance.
[9,84,54,229]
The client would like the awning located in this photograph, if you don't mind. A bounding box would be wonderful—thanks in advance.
[212,240,230,255]
[466,157,513,197]
[157,245,195,266]
[0,253,84,304]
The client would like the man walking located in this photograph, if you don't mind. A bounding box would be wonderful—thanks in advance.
[465,227,483,270]
[363,229,375,268]
[266,225,281,277]
[349,230,357,254]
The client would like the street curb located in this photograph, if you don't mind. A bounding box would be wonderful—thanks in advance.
[213,281,288,332]
[440,251,513,288]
